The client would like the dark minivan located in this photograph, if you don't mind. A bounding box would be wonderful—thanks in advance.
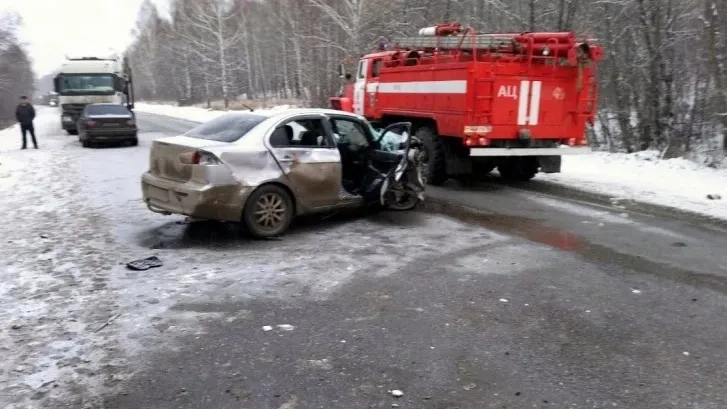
[77,103,138,147]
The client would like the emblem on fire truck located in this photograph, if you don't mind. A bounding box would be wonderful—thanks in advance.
[552,87,565,100]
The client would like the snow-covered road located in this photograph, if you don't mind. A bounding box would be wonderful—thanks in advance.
[0,108,510,407]
[2,107,727,408]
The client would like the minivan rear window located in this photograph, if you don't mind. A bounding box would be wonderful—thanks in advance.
[87,104,131,115]
[184,113,267,143]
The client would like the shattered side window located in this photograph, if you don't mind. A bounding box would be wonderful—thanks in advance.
[373,126,405,152]
[331,118,369,149]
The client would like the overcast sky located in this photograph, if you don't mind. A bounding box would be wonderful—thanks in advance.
[0,0,168,77]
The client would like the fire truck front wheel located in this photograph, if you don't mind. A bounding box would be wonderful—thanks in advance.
[498,157,538,182]
[416,127,447,185]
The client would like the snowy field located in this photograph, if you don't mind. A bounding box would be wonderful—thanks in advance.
[135,102,727,221]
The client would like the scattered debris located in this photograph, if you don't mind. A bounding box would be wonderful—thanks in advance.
[39,234,48,239]
[278,396,299,409]
[306,359,333,370]
[262,326,273,332]
[463,383,476,390]
[706,194,721,200]
[126,256,163,271]
[11,324,22,330]
[95,313,121,332]
[683,351,690,356]
[39,380,56,388]
[392,404,399,408]
[631,289,641,294]
[672,242,687,247]
[499,298,508,303]
[277,324,295,331]
[390,389,404,397]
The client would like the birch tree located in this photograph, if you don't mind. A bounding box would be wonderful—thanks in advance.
[126,0,726,160]
[174,0,245,107]
[0,11,34,124]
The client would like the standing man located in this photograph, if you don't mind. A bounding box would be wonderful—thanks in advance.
[16,95,38,149]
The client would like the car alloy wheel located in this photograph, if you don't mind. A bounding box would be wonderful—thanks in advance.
[254,193,286,229]
[243,184,294,238]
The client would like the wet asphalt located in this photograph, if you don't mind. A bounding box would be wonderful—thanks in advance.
[101,112,727,408]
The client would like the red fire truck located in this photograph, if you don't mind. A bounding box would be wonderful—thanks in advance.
[330,23,603,184]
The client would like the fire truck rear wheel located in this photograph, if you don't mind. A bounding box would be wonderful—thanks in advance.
[416,127,447,185]
[498,157,538,182]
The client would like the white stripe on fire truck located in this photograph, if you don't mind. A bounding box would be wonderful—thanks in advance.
[375,80,467,94]
[517,80,530,126]
[528,80,542,126]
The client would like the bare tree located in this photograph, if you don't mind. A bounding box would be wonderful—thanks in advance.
[0,11,35,124]
[173,0,244,108]
[125,0,725,161]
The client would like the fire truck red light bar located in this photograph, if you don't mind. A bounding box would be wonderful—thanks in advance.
[375,80,467,94]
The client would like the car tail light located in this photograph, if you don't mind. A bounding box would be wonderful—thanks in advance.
[191,150,222,165]
[85,120,96,127]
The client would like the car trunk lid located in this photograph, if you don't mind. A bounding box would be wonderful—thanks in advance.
[149,136,227,182]
[87,114,131,127]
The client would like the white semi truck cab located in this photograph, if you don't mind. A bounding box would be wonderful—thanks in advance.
[53,54,134,135]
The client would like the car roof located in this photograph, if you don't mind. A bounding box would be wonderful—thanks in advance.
[215,108,366,121]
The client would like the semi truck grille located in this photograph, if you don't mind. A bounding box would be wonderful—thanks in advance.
[61,104,86,113]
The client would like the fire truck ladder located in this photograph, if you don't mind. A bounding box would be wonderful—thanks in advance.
[392,34,517,51]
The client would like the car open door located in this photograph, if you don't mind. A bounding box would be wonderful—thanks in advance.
[359,122,412,205]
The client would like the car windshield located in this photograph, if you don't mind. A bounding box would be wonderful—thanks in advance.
[87,105,130,116]
[184,113,267,143]
[58,74,115,95]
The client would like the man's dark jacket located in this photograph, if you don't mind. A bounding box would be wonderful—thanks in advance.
[16,104,36,125]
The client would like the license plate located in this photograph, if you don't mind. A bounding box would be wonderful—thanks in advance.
[147,185,169,202]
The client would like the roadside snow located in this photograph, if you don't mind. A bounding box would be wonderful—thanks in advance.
[134,102,296,122]
[0,110,132,408]
[538,150,727,220]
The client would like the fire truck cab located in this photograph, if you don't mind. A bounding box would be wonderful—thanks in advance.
[331,23,603,184]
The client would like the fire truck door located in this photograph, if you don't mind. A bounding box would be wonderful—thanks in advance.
[353,59,368,116]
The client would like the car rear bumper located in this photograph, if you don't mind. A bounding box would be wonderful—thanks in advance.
[141,172,250,222]
[86,128,137,140]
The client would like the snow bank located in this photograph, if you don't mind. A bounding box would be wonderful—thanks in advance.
[131,103,727,221]
[134,102,297,123]
[540,150,727,220]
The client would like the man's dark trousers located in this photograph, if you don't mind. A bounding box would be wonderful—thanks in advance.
[21,123,37,149]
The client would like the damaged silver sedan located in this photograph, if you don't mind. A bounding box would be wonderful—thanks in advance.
[141,108,425,237]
